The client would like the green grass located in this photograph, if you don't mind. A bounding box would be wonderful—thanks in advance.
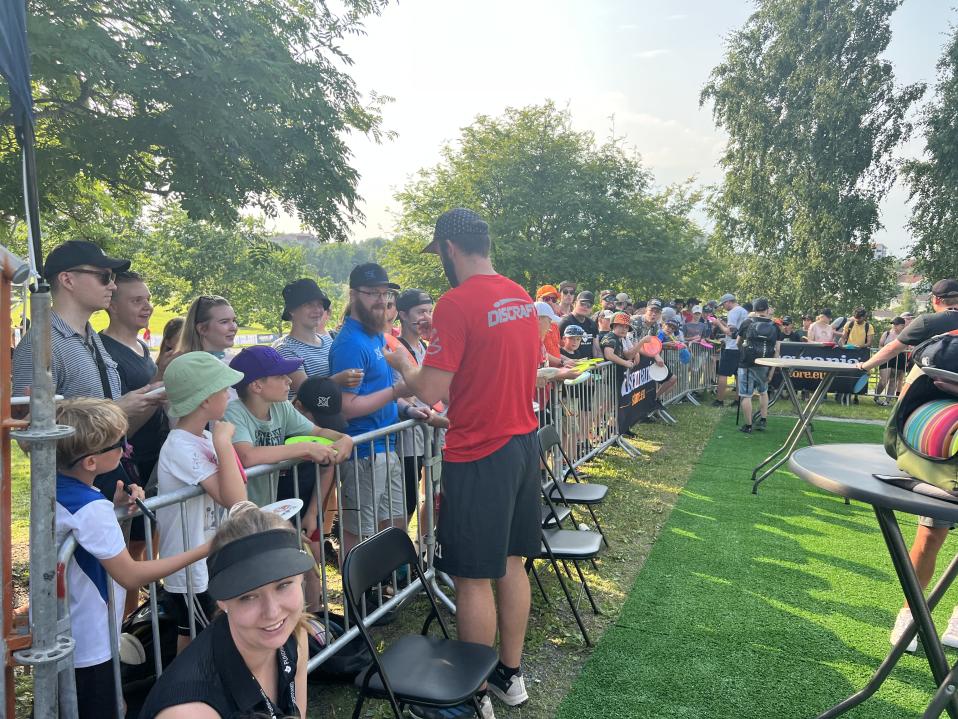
[10,449,30,545]
[557,413,957,719]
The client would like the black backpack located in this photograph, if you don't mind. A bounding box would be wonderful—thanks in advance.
[743,318,777,363]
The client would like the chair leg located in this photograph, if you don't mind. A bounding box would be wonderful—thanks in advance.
[527,559,550,605]
[574,560,601,615]
[550,556,592,646]
[561,559,576,582]
[587,505,610,548]
[351,695,365,719]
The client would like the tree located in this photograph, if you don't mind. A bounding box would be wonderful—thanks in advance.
[0,0,390,241]
[387,102,704,299]
[904,28,958,284]
[701,0,922,315]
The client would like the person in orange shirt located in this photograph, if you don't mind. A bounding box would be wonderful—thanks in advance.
[535,284,572,367]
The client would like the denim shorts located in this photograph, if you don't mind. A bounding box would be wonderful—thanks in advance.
[737,366,770,397]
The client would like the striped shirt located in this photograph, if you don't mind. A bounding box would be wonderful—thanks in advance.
[274,332,333,398]
[13,311,122,399]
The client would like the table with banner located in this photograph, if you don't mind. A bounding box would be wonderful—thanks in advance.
[750,353,867,494]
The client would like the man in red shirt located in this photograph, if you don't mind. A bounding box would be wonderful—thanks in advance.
[387,208,540,717]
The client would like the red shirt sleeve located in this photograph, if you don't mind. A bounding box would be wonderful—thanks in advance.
[423,294,466,373]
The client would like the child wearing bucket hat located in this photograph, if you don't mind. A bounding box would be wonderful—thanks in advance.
[156,351,251,652]
[224,345,354,507]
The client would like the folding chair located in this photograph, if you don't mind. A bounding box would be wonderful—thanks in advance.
[342,527,499,719]
[538,424,610,547]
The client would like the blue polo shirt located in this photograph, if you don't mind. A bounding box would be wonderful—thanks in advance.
[329,317,397,457]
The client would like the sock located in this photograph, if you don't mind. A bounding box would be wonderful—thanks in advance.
[496,661,520,680]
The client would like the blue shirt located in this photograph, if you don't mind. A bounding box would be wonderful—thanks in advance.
[329,317,397,457]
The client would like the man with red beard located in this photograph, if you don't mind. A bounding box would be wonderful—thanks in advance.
[329,262,412,559]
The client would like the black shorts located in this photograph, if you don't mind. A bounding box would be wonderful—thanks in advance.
[403,455,424,517]
[717,348,740,377]
[435,431,541,579]
[168,590,217,636]
[277,462,318,518]
[75,660,119,719]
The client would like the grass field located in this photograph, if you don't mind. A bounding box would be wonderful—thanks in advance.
[557,414,955,718]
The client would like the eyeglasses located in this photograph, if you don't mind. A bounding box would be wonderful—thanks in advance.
[67,268,115,286]
[561,288,576,295]
[68,435,127,467]
[355,289,397,302]
[542,295,558,303]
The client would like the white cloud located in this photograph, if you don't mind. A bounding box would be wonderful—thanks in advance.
[667,14,689,21]
[633,48,671,59]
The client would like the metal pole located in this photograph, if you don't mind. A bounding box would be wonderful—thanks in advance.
[12,287,76,718]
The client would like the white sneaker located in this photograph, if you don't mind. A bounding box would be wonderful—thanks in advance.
[941,607,958,648]
[890,607,918,653]
[488,669,528,706]
[478,694,496,719]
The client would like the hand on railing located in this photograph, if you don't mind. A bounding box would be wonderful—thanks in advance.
[113,480,144,516]
[329,435,354,464]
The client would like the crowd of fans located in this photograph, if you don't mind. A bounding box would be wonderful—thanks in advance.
[12,229,956,719]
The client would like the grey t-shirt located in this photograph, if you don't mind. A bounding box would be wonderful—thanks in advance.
[725,305,750,349]
[224,399,314,506]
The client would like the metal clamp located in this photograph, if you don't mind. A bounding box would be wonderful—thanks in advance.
[11,424,75,443]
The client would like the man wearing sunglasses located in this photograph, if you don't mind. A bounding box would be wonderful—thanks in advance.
[557,280,577,315]
[13,240,165,493]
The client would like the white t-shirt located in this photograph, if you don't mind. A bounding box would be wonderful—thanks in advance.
[157,429,220,593]
[725,305,750,349]
[55,475,127,668]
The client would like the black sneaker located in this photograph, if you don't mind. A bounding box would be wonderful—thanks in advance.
[755,417,767,431]
[739,424,752,434]
[711,399,724,407]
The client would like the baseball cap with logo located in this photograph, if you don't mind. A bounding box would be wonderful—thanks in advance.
[535,301,561,323]
[563,324,586,338]
[423,208,489,254]
[295,376,347,433]
[229,346,304,388]
[647,299,663,310]
[395,289,433,313]
[932,279,958,298]
[44,240,131,278]
[348,262,400,290]
[576,291,595,304]
[165,352,244,418]
[536,284,560,301]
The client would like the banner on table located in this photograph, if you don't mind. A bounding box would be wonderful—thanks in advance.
[618,359,659,431]
[776,342,870,393]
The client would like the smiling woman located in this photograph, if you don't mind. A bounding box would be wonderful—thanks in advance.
[139,502,314,719]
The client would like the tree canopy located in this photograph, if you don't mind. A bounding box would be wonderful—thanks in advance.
[385,102,705,299]
[904,27,958,285]
[701,0,921,314]
[1,0,390,241]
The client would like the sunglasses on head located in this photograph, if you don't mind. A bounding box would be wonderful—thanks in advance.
[68,434,127,467]
[67,267,115,286]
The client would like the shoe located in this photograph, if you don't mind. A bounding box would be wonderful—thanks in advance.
[622,430,637,438]
[942,607,958,648]
[739,424,752,434]
[755,417,767,431]
[409,694,495,718]
[890,607,918,653]
[322,535,340,568]
[488,667,528,706]
[711,399,724,407]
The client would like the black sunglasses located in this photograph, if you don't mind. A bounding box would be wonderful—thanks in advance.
[69,435,127,467]
[561,288,576,295]
[67,267,115,286]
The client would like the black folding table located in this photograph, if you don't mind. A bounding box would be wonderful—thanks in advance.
[789,444,958,719]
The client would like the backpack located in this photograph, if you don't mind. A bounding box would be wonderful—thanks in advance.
[305,612,373,683]
[883,330,958,495]
[742,318,777,363]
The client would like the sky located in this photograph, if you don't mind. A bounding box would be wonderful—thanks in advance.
[274,1,956,257]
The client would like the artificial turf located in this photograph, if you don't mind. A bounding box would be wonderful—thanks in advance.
[557,413,958,719]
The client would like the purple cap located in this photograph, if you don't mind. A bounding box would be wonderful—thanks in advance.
[229,346,303,387]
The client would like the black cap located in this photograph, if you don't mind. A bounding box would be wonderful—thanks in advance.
[647,299,663,310]
[395,288,433,313]
[781,315,793,325]
[44,240,131,278]
[932,279,958,298]
[281,278,330,320]
[753,297,770,312]
[296,376,347,433]
[348,262,399,290]
[820,307,833,319]
[207,528,315,600]
[423,208,489,254]
[576,291,595,304]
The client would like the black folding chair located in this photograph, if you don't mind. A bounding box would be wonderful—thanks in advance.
[342,527,499,719]
[538,424,610,547]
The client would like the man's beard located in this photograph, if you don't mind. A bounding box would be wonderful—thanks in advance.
[354,298,386,335]
[438,242,460,288]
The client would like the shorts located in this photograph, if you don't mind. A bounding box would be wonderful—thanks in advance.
[168,589,217,636]
[435,431,541,579]
[919,516,955,530]
[277,461,318,518]
[75,660,119,719]
[718,348,741,377]
[340,451,406,536]
[737,366,770,397]
[403,455,424,517]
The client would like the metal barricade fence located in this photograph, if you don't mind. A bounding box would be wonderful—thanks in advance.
[53,418,445,719]
[657,343,716,406]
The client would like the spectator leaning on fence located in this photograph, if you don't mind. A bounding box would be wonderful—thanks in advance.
[559,291,600,359]
[535,284,565,366]
[12,241,163,491]
[140,501,313,719]
[158,352,250,653]
[854,279,958,653]
[736,298,780,434]
[387,208,540,718]
[55,397,212,719]
[329,262,412,561]
[274,278,342,396]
